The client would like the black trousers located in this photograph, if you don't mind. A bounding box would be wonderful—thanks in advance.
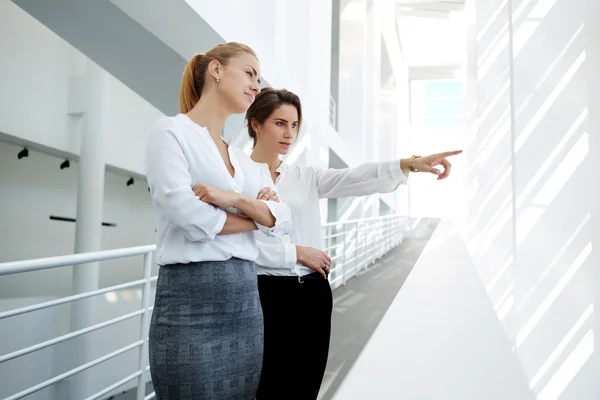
[256,272,333,400]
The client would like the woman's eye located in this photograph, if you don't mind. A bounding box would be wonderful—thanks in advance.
[276,122,284,126]
[246,71,253,77]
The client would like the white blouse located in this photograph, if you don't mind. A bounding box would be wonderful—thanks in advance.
[146,114,292,266]
[254,160,408,277]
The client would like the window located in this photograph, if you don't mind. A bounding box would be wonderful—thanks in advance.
[410,79,464,128]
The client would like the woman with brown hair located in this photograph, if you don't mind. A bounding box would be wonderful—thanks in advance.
[145,44,291,399]
[246,87,462,399]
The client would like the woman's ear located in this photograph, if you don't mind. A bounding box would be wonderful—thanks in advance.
[208,59,221,82]
[251,119,261,134]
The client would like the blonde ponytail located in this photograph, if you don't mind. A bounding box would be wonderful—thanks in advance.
[179,53,204,113]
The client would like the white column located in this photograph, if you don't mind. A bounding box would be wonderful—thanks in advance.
[68,60,108,400]
[364,0,382,164]
[364,0,382,218]
[305,0,333,170]
[338,0,368,153]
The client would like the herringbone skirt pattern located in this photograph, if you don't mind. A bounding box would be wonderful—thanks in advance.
[148,258,264,399]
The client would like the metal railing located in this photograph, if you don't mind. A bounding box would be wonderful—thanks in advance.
[323,214,408,289]
[0,214,407,400]
[329,95,337,129]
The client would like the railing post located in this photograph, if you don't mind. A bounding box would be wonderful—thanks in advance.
[341,223,347,286]
[353,222,358,276]
[137,252,152,400]
[389,219,393,249]
[364,221,368,269]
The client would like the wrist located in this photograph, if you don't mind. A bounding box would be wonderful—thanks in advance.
[231,192,244,208]
[401,155,421,175]
[400,159,410,175]
[295,245,305,263]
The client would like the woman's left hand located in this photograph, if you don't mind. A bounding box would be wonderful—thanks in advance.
[412,150,463,180]
[193,184,239,208]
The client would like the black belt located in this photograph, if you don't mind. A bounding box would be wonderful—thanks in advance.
[259,272,326,284]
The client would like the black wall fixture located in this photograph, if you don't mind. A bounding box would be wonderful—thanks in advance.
[49,215,117,227]
[126,177,134,186]
[17,148,28,159]
[60,160,70,170]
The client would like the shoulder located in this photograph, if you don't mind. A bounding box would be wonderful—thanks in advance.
[149,115,179,138]
[281,163,319,182]
[298,165,324,178]
[146,116,189,157]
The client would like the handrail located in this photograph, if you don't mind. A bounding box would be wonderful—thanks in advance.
[0,244,156,276]
[322,213,405,227]
[84,371,143,400]
[5,341,144,400]
[0,278,146,321]
[0,309,145,363]
[0,215,408,400]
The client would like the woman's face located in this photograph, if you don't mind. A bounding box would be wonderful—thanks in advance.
[253,104,299,155]
[217,52,261,114]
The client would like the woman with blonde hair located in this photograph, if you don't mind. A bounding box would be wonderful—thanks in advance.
[145,44,291,399]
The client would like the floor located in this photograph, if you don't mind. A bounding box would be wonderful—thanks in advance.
[317,218,438,400]
[331,218,534,400]
[112,219,438,400]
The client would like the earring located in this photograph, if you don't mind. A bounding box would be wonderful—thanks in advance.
[216,77,220,83]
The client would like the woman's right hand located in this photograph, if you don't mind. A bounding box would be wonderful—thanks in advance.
[257,187,280,202]
[296,245,331,279]
[193,184,240,209]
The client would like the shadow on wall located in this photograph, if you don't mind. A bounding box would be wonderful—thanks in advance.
[465,0,598,398]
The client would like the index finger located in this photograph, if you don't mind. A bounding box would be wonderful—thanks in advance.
[437,150,463,158]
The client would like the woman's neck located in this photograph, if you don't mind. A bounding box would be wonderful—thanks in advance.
[186,94,229,142]
[251,147,281,173]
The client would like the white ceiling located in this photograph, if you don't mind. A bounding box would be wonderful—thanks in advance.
[394,0,467,69]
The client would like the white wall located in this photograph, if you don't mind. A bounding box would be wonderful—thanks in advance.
[0,1,163,177]
[462,0,600,397]
[185,0,279,86]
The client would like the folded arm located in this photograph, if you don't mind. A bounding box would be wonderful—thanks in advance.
[146,121,229,242]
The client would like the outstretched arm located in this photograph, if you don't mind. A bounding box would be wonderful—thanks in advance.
[315,150,462,199]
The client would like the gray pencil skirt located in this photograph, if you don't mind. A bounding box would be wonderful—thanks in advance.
[148,258,264,399]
